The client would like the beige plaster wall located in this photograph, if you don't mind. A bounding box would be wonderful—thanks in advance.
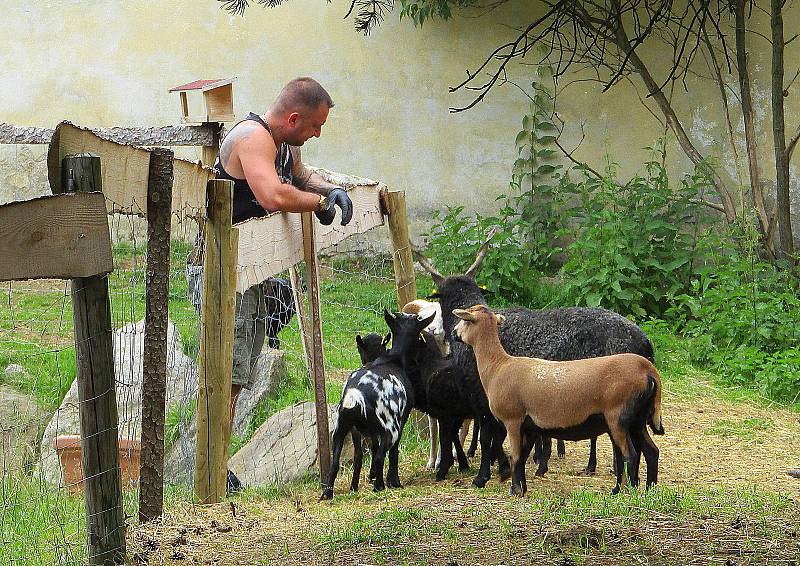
[2,1,798,239]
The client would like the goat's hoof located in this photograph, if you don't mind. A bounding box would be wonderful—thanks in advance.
[472,477,489,488]
[610,485,621,496]
[509,485,525,497]
[373,483,386,492]
[534,468,547,477]
[458,464,470,473]
[320,489,333,500]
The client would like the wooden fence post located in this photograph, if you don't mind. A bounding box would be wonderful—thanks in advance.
[381,190,417,310]
[194,179,237,504]
[301,212,332,485]
[64,154,126,565]
[139,147,174,522]
[381,190,428,433]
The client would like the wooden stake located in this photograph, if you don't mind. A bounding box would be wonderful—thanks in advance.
[381,190,417,310]
[194,180,237,504]
[65,154,126,565]
[301,212,331,484]
[289,265,313,385]
[139,147,174,523]
[381,190,428,433]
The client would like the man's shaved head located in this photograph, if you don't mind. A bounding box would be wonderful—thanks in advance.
[272,77,334,114]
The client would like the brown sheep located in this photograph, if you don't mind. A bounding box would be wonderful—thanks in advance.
[452,304,664,496]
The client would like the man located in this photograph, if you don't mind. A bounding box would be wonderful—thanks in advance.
[188,77,352,491]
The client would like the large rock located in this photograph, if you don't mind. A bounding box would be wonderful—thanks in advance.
[35,319,198,486]
[0,384,49,474]
[163,350,287,485]
[229,401,342,487]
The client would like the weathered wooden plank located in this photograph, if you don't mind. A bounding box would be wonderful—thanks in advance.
[0,192,112,281]
[195,180,237,505]
[68,154,126,566]
[139,147,174,523]
[235,183,385,293]
[381,190,417,310]
[0,122,218,146]
[47,121,213,216]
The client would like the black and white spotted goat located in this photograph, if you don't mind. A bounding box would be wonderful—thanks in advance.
[321,310,435,500]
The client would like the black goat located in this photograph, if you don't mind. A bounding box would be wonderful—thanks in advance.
[405,330,479,480]
[263,277,295,349]
[321,311,435,500]
[413,233,655,487]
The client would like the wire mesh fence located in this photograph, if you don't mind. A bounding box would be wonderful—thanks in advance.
[0,178,415,565]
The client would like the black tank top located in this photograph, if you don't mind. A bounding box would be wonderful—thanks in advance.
[214,112,294,224]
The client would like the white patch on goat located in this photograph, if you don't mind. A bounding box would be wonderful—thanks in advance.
[341,388,367,418]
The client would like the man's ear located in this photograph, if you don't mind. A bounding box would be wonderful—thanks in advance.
[287,111,300,127]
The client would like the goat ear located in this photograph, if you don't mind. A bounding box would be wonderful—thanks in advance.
[495,314,506,325]
[452,309,475,322]
[426,291,441,300]
[383,308,395,328]
[355,334,364,347]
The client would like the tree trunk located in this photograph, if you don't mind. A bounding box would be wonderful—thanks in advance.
[771,0,794,259]
[611,13,737,223]
[735,0,776,258]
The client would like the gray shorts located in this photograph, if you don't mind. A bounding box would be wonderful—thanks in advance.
[186,265,278,390]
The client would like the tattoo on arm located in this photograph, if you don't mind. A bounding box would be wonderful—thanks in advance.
[291,146,335,195]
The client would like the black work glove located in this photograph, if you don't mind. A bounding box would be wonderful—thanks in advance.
[315,188,353,226]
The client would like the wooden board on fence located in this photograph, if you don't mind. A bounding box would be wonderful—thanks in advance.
[46,121,213,216]
[0,192,113,281]
[235,182,386,293]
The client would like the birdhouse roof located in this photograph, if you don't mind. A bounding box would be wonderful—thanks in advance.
[169,78,235,92]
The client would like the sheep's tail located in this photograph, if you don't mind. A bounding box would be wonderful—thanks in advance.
[647,372,665,435]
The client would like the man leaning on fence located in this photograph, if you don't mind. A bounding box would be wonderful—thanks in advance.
[186,77,353,493]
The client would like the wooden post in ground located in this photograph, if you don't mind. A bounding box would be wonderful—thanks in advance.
[64,154,126,565]
[381,190,417,310]
[139,147,174,522]
[301,212,331,485]
[194,179,237,504]
[381,190,427,433]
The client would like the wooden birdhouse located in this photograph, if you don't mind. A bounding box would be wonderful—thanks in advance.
[169,78,236,124]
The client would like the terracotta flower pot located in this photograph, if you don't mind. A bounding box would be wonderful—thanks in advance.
[53,435,142,494]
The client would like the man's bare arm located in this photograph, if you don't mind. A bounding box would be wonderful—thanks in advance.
[290,146,340,195]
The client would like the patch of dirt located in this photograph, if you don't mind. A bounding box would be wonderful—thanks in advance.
[129,389,800,565]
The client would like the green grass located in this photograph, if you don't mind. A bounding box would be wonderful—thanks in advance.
[2,246,800,566]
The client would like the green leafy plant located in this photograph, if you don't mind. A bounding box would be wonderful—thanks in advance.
[561,142,711,318]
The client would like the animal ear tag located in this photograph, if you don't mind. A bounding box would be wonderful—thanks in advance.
[495,314,506,325]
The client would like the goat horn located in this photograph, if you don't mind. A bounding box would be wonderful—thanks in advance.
[410,243,445,285]
[464,227,499,279]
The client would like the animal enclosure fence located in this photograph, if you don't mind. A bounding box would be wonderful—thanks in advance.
[0,121,419,565]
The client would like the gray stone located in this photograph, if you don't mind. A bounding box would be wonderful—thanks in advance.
[4,364,27,378]
[228,401,342,487]
[0,386,49,474]
[35,318,198,486]
[163,349,287,486]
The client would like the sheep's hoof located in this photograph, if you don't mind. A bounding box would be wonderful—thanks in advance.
[320,489,333,500]
[387,479,402,489]
[610,485,621,496]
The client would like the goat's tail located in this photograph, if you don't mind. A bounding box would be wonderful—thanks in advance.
[341,388,367,419]
[647,372,665,435]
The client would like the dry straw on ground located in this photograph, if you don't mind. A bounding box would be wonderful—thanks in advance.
[129,386,800,565]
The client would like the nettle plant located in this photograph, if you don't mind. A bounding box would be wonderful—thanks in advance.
[425,72,569,306]
[561,142,712,318]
